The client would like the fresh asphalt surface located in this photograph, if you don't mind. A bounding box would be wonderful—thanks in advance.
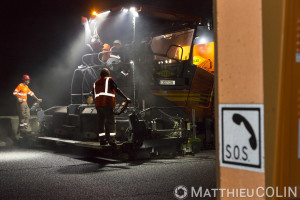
[0,144,216,200]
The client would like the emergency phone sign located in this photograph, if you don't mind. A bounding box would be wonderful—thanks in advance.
[219,104,264,173]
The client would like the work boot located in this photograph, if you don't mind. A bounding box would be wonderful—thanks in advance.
[108,137,117,146]
[100,140,108,146]
[20,130,29,138]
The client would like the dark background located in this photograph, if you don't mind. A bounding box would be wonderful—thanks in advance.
[0,0,212,116]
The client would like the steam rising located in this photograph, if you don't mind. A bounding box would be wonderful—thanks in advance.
[33,30,86,109]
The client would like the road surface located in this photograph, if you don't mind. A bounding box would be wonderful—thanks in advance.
[0,145,216,199]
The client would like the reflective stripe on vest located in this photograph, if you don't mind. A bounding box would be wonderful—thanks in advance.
[94,77,116,98]
[13,83,34,103]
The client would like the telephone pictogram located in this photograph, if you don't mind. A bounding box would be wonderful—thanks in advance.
[232,113,257,150]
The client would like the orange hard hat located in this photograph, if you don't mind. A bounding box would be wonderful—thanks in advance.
[22,74,31,80]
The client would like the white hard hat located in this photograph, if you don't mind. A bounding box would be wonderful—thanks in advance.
[113,40,122,45]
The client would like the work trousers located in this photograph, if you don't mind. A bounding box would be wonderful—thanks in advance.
[17,102,30,132]
[96,107,116,141]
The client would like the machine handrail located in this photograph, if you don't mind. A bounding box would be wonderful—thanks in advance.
[140,106,185,113]
[71,93,91,96]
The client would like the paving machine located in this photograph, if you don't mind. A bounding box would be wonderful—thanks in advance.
[36,5,215,157]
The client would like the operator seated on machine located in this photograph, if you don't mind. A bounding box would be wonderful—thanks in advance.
[92,68,131,146]
[109,40,123,61]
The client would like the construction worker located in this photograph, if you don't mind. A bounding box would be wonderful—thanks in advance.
[13,75,42,136]
[90,33,102,53]
[102,43,111,61]
[93,68,130,145]
[110,40,123,60]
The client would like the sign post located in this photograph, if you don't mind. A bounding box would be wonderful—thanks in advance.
[215,0,265,199]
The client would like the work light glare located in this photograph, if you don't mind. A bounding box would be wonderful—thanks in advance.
[130,7,137,12]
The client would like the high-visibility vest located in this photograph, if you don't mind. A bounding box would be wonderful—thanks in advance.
[94,77,116,108]
[13,83,34,103]
[110,46,121,58]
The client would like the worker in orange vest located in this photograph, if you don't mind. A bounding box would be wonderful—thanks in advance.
[13,75,42,135]
[93,68,130,145]
[101,43,111,61]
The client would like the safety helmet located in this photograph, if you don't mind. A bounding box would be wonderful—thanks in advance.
[100,68,110,78]
[22,74,31,80]
[87,96,93,104]
[113,40,122,45]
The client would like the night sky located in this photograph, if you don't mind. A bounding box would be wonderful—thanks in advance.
[1,0,212,116]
